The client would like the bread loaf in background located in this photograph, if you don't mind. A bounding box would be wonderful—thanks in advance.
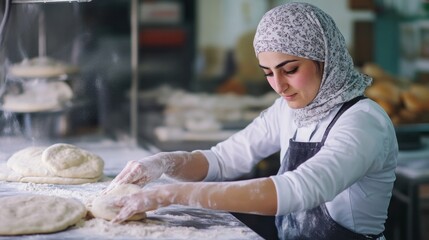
[402,84,429,112]
[362,63,429,125]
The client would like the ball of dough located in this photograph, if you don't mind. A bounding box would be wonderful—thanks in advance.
[90,184,146,221]
[42,143,104,179]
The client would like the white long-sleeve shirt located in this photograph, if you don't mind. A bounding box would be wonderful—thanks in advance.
[200,97,397,235]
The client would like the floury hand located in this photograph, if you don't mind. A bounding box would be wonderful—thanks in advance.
[103,151,194,194]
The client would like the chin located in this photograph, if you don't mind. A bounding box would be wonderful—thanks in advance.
[286,102,305,109]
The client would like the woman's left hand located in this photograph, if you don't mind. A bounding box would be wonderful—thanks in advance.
[111,187,172,223]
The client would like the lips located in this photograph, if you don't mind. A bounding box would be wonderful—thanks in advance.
[283,93,297,100]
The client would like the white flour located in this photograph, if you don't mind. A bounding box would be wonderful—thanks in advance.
[10,178,111,205]
[72,218,254,240]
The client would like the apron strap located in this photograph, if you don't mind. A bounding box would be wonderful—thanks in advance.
[320,96,367,145]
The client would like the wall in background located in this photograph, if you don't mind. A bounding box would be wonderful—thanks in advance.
[197,0,267,49]
[197,0,374,51]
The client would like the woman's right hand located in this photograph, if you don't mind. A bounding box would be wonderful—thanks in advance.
[103,151,194,194]
[112,160,161,185]
[103,153,169,193]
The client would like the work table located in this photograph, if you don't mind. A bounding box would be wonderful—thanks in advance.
[0,179,263,240]
[0,136,263,240]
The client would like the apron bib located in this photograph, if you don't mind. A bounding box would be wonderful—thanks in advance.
[276,96,383,240]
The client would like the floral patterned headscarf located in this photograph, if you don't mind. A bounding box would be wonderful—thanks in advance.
[253,2,372,127]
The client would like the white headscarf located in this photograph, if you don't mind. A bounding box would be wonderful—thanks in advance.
[253,2,372,127]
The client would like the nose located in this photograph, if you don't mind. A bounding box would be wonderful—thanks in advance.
[273,73,288,94]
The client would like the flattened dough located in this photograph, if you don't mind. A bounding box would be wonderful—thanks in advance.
[90,184,146,221]
[0,194,86,235]
[0,162,101,185]
[42,143,104,179]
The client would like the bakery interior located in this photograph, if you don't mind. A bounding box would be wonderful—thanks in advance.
[0,0,429,239]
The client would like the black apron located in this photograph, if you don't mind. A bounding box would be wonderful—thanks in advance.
[276,96,383,240]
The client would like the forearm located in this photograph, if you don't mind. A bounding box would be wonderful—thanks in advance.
[111,177,278,223]
[163,151,209,182]
[166,177,278,215]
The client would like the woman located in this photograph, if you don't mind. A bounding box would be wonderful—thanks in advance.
[107,3,397,239]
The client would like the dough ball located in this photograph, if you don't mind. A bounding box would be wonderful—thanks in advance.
[0,194,86,235]
[42,143,104,179]
[8,56,78,78]
[90,184,146,221]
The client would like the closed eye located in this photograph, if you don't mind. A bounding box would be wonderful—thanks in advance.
[264,72,273,77]
[285,67,298,75]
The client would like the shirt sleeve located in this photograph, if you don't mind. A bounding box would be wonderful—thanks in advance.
[201,98,284,181]
[270,102,397,215]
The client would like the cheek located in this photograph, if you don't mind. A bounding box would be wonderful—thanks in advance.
[292,69,321,91]
[292,77,308,89]
[292,73,313,89]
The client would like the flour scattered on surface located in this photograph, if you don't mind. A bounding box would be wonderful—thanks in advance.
[72,218,254,240]
[10,178,111,205]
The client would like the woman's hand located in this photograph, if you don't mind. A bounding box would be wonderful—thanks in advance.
[105,160,160,192]
[103,152,173,194]
[112,184,180,223]
[110,186,174,223]
[104,151,204,194]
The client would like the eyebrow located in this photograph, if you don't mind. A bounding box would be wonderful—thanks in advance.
[259,59,298,69]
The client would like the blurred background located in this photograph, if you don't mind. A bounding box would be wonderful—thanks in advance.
[0,0,429,239]
[1,0,427,144]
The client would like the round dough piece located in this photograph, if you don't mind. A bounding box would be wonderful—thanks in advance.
[0,194,86,235]
[90,184,146,221]
[1,81,73,113]
[8,56,78,78]
[42,143,104,179]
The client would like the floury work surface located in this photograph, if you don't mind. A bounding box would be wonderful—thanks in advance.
[0,179,263,240]
[0,137,263,240]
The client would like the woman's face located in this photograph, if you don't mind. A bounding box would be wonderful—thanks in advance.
[258,52,323,109]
